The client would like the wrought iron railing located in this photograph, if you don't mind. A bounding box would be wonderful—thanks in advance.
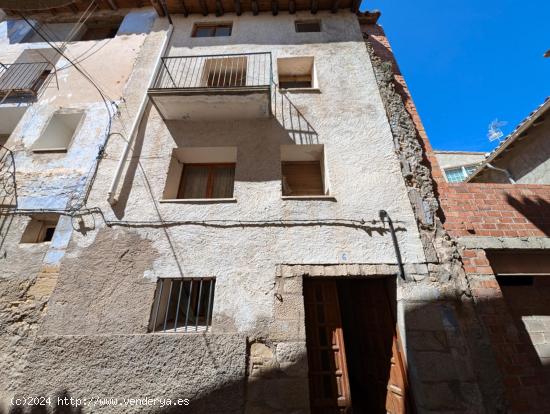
[152,52,272,90]
[0,61,53,99]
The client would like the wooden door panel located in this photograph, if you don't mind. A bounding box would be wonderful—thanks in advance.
[304,280,352,413]
[305,278,410,414]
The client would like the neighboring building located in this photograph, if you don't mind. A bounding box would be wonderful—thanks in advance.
[434,150,486,183]
[364,21,550,414]
[2,3,547,414]
[0,2,169,412]
[468,97,550,184]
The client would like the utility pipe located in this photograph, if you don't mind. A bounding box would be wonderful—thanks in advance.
[107,24,174,205]
[379,210,406,281]
[485,163,516,184]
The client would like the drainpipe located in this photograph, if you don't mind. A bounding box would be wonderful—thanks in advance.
[379,210,406,281]
[107,24,174,205]
[485,163,516,184]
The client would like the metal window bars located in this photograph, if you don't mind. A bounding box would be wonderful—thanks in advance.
[150,278,215,333]
[152,52,272,90]
[0,61,54,100]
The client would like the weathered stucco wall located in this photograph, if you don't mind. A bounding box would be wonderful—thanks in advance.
[0,9,496,414]
[8,11,433,412]
[0,9,166,413]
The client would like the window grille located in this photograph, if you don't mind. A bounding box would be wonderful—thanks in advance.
[150,278,215,333]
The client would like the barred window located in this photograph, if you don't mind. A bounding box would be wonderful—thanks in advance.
[150,278,215,333]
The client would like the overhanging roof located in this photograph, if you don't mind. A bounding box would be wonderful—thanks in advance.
[1,0,360,17]
[467,96,550,182]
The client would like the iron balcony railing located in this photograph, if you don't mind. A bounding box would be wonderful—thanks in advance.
[152,52,272,90]
[0,61,53,99]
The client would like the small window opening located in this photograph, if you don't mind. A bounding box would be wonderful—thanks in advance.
[32,111,84,153]
[20,215,59,243]
[281,144,328,196]
[193,23,232,37]
[0,106,24,146]
[282,161,324,196]
[178,163,235,199]
[81,20,121,41]
[295,20,321,33]
[150,278,216,333]
[277,56,316,89]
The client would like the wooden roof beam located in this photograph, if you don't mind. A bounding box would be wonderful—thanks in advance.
[271,0,278,15]
[251,0,259,15]
[311,0,318,14]
[215,0,224,16]
[288,0,295,13]
[106,0,119,9]
[150,0,165,16]
[199,0,208,15]
[181,0,189,16]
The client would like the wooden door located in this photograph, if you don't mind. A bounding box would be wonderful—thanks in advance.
[304,280,352,413]
[304,279,410,414]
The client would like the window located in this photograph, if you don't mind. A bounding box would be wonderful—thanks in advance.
[20,215,59,243]
[150,278,215,333]
[0,107,26,147]
[193,23,232,37]
[163,147,237,200]
[32,111,84,153]
[295,20,321,33]
[444,164,478,183]
[81,20,121,41]
[178,163,235,199]
[277,56,316,89]
[281,144,328,196]
[203,56,247,88]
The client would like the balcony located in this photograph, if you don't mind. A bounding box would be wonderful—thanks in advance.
[0,62,53,102]
[148,52,272,121]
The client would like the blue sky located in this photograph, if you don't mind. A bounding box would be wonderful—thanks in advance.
[360,0,549,152]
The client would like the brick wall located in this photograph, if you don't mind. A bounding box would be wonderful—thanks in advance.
[440,183,550,238]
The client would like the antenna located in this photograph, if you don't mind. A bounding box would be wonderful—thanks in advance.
[487,119,507,143]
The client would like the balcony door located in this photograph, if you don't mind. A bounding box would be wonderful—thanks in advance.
[304,278,410,414]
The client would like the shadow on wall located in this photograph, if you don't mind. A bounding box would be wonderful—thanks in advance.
[271,87,318,145]
[506,195,550,236]
[0,357,305,414]
[404,278,550,413]
[6,279,550,413]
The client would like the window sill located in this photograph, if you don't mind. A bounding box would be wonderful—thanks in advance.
[282,195,336,201]
[279,87,321,94]
[159,198,237,204]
